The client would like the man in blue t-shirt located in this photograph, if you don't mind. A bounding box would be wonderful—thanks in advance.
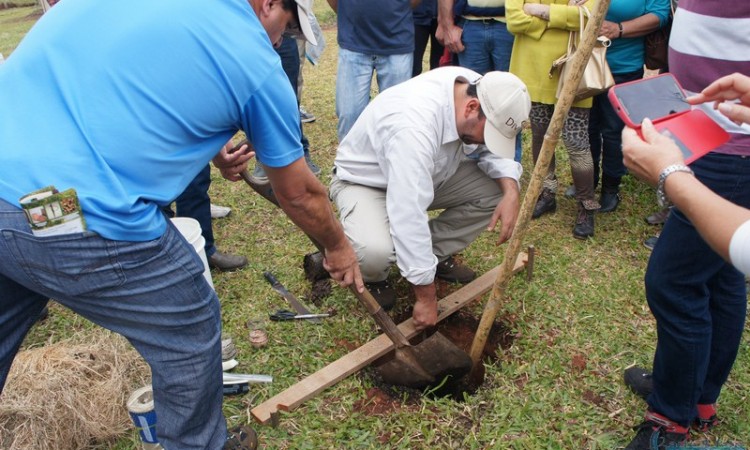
[327,0,420,140]
[0,1,362,448]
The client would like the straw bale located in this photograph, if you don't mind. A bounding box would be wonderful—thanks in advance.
[0,331,149,450]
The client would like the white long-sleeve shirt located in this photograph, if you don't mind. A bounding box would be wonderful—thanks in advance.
[334,66,522,285]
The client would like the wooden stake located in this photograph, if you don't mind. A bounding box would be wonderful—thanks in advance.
[467,0,612,369]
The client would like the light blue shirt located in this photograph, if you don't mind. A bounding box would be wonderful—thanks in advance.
[0,0,302,241]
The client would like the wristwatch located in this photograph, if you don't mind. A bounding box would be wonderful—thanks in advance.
[657,164,694,208]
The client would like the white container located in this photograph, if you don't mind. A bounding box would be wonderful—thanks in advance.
[170,217,214,288]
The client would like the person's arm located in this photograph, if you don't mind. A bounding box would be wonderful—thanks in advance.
[265,159,364,291]
[382,130,441,330]
[599,13,660,40]
[523,3,551,21]
[436,0,464,53]
[622,119,750,266]
[487,177,520,244]
[326,0,337,13]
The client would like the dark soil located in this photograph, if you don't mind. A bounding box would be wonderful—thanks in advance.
[354,310,515,412]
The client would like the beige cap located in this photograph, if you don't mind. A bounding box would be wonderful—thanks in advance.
[476,71,531,159]
[294,0,317,46]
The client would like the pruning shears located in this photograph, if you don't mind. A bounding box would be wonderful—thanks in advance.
[269,309,331,321]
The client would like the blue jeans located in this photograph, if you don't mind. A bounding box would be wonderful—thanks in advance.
[645,153,750,426]
[0,199,226,449]
[457,19,521,162]
[335,48,412,140]
[588,69,643,190]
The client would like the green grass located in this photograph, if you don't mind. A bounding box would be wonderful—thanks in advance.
[6,1,750,449]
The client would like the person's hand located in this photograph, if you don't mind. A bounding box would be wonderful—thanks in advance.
[598,20,620,40]
[322,241,364,293]
[487,184,519,245]
[412,283,438,331]
[213,140,255,181]
[523,3,550,21]
[622,118,685,187]
[687,73,750,126]
[436,23,464,54]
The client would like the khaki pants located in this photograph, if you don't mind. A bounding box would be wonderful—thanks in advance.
[329,160,502,282]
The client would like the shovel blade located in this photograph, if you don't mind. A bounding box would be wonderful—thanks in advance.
[376,332,472,389]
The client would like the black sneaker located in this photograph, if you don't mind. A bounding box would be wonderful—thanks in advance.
[573,205,595,240]
[435,256,476,284]
[224,425,258,450]
[625,411,688,450]
[532,188,557,219]
[598,191,620,213]
[624,366,652,401]
[365,280,397,311]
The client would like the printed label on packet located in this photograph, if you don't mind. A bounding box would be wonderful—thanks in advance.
[19,185,87,237]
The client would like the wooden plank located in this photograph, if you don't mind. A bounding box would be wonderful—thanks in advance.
[251,253,528,424]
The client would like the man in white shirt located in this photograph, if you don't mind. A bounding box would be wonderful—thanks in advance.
[330,66,530,330]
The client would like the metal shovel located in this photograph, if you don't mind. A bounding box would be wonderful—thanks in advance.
[239,164,472,389]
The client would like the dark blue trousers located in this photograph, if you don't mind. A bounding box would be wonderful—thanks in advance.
[646,152,750,426]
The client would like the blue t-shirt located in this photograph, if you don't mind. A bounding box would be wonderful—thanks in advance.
[0,0,302,241]
[337,0,414,55]
[605,0,671,74]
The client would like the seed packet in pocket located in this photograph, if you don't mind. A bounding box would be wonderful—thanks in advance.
[19,186,87,237]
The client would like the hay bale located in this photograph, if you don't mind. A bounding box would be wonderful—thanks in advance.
[0,331,149,450]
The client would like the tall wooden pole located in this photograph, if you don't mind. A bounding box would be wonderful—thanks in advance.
[468,0,612,368]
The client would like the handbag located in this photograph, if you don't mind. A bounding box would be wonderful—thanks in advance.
[644,2,675,71]
[551,6,614,102]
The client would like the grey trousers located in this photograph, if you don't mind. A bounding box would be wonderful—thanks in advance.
[329,160,502,282]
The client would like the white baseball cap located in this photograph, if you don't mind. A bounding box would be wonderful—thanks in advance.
[291,0,318,46]
[476,72,531,159]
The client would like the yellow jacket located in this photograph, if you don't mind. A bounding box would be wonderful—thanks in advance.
[506,0,596,108]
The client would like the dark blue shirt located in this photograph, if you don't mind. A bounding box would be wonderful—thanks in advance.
[413,0,437,27]
[337,0,414,55]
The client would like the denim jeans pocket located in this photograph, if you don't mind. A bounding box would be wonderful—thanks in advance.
[3,229,147,297]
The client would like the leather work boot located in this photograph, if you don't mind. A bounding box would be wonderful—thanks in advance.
[572,204,595,240]
[364,280,397,311]
[209,251,248,272]
[435,256,476,284]
[532,188,557,219]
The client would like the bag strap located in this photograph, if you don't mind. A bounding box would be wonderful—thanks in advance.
[550,5,587,75]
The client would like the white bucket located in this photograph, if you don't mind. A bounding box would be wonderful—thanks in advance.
[170,217,214,288]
